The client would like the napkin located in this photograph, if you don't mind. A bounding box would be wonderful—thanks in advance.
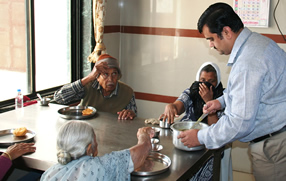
[23,95,38,107]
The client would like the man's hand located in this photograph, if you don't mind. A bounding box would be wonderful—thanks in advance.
[203,99,221,114]
[177,129,201,148]
[81,62,109,86]
[117,109,136,120]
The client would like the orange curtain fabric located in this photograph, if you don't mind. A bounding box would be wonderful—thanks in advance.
[87,0,107,63]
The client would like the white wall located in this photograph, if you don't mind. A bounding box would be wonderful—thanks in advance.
[104,0,286,119]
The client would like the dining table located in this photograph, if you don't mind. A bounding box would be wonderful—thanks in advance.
[0,103,223,180]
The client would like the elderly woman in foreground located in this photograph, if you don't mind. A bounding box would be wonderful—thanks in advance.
[40,121,154,181]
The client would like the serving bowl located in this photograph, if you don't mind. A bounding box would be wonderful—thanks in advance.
[170,121,209,151]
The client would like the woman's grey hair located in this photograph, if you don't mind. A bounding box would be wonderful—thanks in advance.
[57,120,96,165]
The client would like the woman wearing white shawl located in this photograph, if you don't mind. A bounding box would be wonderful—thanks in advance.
[159,62,232,181]
[40,121,154,181]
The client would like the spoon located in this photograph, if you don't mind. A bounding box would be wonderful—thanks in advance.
[190,113,209,129]
[37,93,43,101]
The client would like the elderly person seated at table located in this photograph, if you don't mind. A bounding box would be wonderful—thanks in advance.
[159,62,232,181]
[159,62,224,125]
[40,121,154,181]
[54,54,137,120]
[0,143,36,180]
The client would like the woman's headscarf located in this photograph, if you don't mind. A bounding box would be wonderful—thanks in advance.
[189,62,224,123]
[195,62,221,88]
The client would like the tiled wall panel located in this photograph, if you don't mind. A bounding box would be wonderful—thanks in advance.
[103,0,286,118]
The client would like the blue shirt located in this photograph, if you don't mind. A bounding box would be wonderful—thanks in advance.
[198,28,286,148]
[40,149,133,181]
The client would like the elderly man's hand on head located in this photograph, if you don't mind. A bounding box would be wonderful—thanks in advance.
[81,62,109,86]
[117,109,136,120]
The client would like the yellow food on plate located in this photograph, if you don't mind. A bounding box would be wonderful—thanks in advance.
[82,108,93,115]
[13,127,28,137]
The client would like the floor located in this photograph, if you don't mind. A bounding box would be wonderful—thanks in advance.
[6,167,256,181]
[233,171,255,181]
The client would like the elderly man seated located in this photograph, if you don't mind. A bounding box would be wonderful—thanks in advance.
[54,54,137,120]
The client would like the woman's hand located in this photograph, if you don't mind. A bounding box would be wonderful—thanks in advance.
[3,143,36,160]
[159,103,179,124]
[137,127,155,140]
[130,127,154,169]
[199,83,213,103]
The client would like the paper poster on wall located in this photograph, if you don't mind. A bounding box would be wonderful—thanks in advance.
[233,0,270,28]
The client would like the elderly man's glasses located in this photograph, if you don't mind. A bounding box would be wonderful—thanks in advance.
[100,72,119,79]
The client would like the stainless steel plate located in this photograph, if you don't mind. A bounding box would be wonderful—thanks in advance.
[0,129,36,147]
[58,106,97,119]
[132,152,171,176]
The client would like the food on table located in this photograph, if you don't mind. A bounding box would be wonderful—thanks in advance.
[145,118,159,125]
[82,108,93,115]
[13,127,28,136]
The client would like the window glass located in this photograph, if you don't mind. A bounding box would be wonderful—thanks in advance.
[0,0,71,102]
[0,1,28,101]
[34,0,71,91]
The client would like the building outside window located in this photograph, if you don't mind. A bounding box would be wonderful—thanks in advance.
[0,0,71,102]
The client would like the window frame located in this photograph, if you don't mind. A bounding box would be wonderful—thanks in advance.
[0,0,83,109]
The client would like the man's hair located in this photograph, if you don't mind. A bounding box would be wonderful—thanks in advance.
[197,3,244,38]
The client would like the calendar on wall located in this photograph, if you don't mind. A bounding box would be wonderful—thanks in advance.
[233,0,270,28]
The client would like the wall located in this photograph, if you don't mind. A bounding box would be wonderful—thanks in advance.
[103,0,286,119]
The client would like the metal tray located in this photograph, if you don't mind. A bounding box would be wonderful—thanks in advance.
[58,106,97,119]
[0,128,36,147]
[132,152,171,176]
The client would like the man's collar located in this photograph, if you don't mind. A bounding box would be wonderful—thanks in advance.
[91,80,119,98]
[228,27,252,66]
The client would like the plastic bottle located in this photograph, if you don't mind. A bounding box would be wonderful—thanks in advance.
[15,89,23,109]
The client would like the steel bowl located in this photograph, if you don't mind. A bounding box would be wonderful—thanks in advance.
[40,97,51,106]
[170,121,209,151]
[152,127,161,138]
[159,119,171,129]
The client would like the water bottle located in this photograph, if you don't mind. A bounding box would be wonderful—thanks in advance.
[15,89,23,109]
